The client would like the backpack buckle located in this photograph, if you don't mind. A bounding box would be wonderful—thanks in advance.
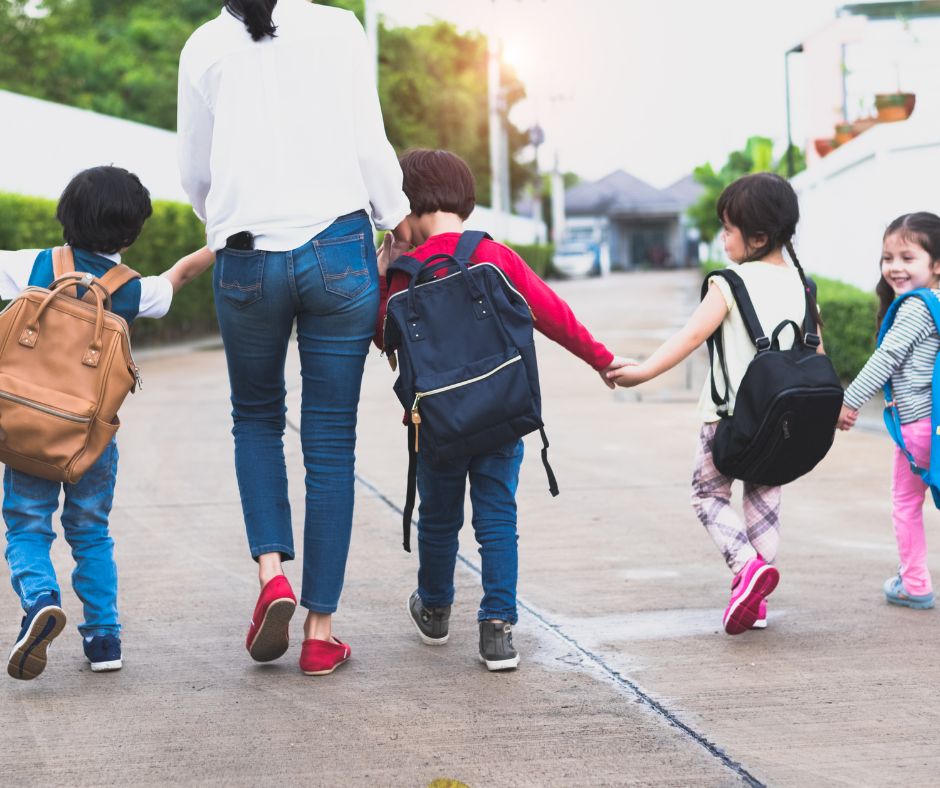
[755,337,771,352]
[805,332,821,348]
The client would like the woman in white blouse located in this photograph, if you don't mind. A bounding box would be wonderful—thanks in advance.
[177,0,410,676]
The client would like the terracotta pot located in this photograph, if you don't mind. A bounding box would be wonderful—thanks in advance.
[834,124,856,145]
[875,93,915,122]
[814,138,836,157]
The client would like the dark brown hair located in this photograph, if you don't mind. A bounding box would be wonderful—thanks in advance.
[716,172,822,328]
[399,149,476,220]
[56,166,153,254]
[876,212,940,329]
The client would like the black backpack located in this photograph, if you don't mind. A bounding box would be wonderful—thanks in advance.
[384,231,558,551]
[702,268,843,486]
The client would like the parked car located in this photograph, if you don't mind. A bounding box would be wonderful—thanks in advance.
[552,240,610,278]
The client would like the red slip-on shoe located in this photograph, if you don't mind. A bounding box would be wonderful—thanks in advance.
[246,575,297,662]
[299,637,351,676]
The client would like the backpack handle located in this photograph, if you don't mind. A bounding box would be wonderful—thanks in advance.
[770,319,803,350]
[403,252,485,326]
[19,273,109,368]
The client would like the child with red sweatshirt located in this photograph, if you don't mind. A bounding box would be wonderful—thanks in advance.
[375,149,624,671]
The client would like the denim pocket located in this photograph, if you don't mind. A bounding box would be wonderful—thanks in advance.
[217,250,265,308]
[313,233,370,300]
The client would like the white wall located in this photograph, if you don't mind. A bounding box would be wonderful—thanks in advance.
[465,205,546,246]
[0,90,186,203]
[791,97,940,290]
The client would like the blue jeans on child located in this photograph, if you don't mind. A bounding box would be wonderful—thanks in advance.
[3,439,120,637]
[213,210,378,614]
[416,439,525,623]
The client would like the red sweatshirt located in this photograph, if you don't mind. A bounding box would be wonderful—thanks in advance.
[374,233,614,370]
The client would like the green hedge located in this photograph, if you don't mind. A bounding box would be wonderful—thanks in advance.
[700,261,877,380]
[508,243,556,279]
[0,192,214,344]
[0,191,558,344]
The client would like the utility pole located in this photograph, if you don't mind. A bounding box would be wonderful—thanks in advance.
[487,34,505,213]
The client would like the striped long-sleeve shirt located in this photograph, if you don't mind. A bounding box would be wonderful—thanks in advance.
[843,292,940,424]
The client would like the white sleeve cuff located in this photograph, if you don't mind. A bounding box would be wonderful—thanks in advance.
[137,275,174,319]
[0,250,41,299]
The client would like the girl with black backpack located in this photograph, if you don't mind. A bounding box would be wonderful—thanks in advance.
[608,173,826,635]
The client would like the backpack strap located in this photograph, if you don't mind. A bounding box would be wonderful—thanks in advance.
[453,230,491,264]
[879,289,940,506]
[93,264,141,296]
[52,246,75,279]
[701,269,770,411]
[539,427,560,498]
[402,422,419,552]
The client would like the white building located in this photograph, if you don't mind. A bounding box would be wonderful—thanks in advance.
[790,4,940,289]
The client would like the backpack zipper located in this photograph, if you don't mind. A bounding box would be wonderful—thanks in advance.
[0,390,91,423]
[410,355,523,452]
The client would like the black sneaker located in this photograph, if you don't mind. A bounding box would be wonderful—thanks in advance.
[83,635,123,672]
[408,590,450,645]
[478,620,520,671]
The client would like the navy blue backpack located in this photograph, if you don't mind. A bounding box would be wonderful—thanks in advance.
[878,288,940,508]
[384,231,558,551]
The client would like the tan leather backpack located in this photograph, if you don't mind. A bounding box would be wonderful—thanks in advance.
[0,247,143,483]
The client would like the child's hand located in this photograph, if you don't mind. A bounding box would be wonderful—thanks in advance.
[376,232,412,277]
[162,246,215,294]
[837,405,858,431]
[598,356,636,390]
[606,360,648,388]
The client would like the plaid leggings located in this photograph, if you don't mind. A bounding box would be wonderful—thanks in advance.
[690,422,782,574]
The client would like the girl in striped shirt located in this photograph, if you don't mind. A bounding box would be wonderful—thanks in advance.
[839,212,940,610]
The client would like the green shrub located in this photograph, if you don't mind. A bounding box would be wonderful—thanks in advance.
[0,192,213,344]
[700,261,877,380]
[509,242,556,279]
[0,190,558,344]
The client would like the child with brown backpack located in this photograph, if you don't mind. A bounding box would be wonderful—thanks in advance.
[0,165,213,679]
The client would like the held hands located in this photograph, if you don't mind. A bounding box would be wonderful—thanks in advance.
[837,405,858,431]
[376,232,413,277]
[600,356,642,389]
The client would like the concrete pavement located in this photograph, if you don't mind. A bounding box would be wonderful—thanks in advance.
[2,270,937,786]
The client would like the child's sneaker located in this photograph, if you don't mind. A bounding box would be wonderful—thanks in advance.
[246,575,296,662]
[478,620,519,671]
[7,593,67,680]
[408,590,450,645]
[723,556,779,635]
[83,635,123,672]
[884,574,935,609]
[751,600,768,629]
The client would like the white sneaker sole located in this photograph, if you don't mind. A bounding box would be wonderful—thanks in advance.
[89,659,123,672]
[406,597,449,646]
[478,653,520,671]
[750,618,768,630]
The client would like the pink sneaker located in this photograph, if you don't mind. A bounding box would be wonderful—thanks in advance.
[246,575,297,662]
[751,600,768,630]
[723,557,779,635]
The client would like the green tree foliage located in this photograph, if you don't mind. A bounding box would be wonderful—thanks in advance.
[377,20,530,206]
[687,136,807,243]
[0,1,531,205]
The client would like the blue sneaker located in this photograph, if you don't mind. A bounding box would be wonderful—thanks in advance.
[884,575,935,609]
[83,635,122,672]
[7,593,67,680]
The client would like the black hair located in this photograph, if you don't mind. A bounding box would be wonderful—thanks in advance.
[56,166,153,254]
[399,149,476,220]
[225,0,278,41]
[876,212,940,329]
[716,172,822,328]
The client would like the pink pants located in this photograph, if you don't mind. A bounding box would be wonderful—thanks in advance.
[892,417,934,595]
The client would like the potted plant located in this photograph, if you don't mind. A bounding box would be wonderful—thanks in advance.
[852,116,878,135]
[875,92,916,122]
[814,138,837,158]
[834,123,856,145]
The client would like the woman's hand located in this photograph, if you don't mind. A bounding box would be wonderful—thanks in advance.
[376,232,413,277]
[606,361,648,388]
